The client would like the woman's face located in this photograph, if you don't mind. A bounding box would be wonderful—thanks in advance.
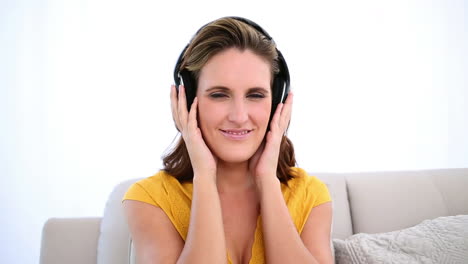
[197,48,272,164]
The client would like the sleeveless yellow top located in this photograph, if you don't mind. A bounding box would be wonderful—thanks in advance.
[123,167,331,264]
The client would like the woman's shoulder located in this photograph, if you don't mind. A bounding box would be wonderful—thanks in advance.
[285,167,331,204]
[123,170,193,204]
[283,167,332,233]
[136,170,179,186]
[287,167,328,190]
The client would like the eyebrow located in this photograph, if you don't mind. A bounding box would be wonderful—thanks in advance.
[205,86,270,94]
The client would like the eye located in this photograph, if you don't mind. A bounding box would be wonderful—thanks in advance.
[247,93,266,99]
[209,92,228,99]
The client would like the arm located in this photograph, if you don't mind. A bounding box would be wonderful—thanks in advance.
[174,86,227,262]
[257,179,333,264]
[123,200,184,263]
[178,175,227,263]
[300,201,333,263]
[123,86,227,264]
[250,91,333,263]
[123,176,226,264]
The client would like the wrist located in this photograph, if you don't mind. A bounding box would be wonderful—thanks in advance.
[193,172,217,184]
[255,175,281,195]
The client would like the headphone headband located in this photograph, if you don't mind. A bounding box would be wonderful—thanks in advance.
[174,16,290,118]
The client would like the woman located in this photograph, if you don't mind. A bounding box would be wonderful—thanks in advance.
[123,17,333,264]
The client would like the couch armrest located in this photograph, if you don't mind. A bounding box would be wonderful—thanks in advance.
[40,217,101,264]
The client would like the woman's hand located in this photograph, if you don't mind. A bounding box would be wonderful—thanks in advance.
[249,92,294,188]
[170,85,217,179]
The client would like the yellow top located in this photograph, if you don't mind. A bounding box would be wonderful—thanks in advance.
[123,167,332,264]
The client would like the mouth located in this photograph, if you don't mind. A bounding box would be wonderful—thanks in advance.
[219,129,253,140]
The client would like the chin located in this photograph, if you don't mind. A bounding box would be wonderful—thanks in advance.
[213,148,256,164]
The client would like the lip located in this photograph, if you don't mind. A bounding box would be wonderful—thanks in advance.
[219,129,253,140]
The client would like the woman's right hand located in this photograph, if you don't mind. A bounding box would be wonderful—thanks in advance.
[170,84,217,180]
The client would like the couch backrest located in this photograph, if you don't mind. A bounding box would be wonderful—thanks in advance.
[343,168,468,234]
[96,168,468,263]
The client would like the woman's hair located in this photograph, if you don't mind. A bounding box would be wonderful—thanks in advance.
[163,17,297,184]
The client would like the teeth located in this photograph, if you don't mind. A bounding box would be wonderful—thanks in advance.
[224,130,249,135]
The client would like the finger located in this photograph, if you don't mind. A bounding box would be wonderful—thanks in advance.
[170,85,181,131]
[248,140,265,171]
[262,130,281,165]
[279,91,294,129]
[178,85,188,130]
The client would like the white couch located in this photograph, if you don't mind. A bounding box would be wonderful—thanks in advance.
[40,168,468,264]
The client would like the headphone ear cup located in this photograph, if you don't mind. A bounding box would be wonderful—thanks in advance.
[276,49,290,104]
[179,69,196,112]
[269,76,283,121]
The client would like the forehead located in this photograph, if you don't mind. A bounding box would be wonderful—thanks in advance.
[198,48,271,92]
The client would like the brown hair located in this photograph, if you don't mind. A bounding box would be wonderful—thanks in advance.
[163,17,297,184]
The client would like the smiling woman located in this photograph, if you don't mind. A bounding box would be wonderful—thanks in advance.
[122,17,333,264]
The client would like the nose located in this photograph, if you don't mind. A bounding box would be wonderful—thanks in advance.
[227,98,248,124]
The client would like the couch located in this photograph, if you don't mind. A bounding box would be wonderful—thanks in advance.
[40,168,468,264]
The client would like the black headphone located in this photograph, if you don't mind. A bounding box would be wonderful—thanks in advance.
[173,16,290,118]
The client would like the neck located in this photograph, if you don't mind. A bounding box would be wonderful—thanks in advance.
[216,160,254,194]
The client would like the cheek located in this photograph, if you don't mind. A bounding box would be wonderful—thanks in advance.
[197,99,219,130]
[251,102,272,127]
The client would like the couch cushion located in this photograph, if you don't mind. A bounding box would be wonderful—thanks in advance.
[345,168,468,234]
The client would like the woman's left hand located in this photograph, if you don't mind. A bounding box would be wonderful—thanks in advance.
[249,91,294,188]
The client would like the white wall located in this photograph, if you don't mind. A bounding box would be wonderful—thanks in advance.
[1,0,466,263]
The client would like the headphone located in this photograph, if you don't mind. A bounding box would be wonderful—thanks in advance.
[173,16,290,118]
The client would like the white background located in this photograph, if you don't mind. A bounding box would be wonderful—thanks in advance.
[1,0,467,263]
